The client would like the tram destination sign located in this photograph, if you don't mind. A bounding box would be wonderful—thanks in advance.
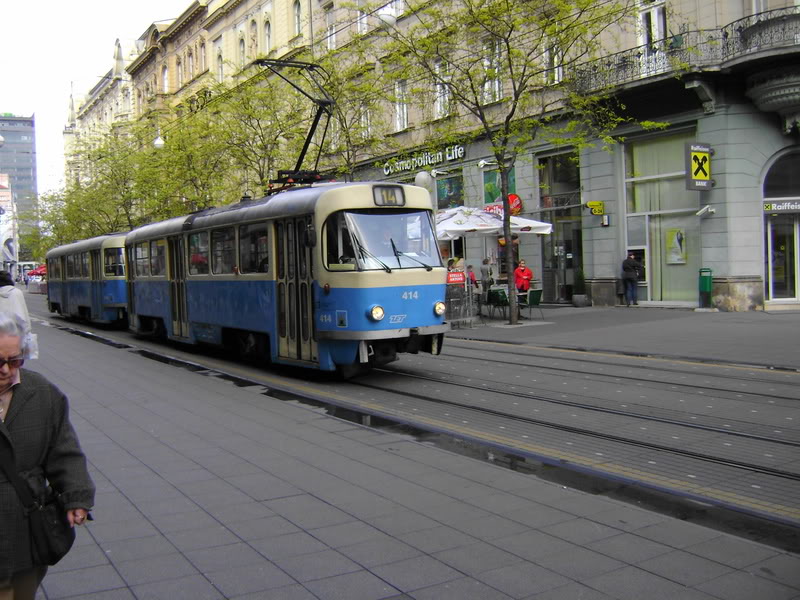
[764,201,800,214]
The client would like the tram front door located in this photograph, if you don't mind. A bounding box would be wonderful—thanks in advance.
[168,236,189,338]
[275,217,317,364]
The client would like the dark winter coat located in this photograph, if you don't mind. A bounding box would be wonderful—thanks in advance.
[0,370,95,579]
[621,257,642,280]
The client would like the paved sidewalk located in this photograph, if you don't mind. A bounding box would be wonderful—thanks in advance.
[447,305,800,370]
[24,315,800,599]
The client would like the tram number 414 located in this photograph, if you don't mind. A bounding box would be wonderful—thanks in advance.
[401,291,419,300]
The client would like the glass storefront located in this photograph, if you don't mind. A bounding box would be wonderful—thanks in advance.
[540,154,582,303]
[624,131,698,302]
[763,150,800,301]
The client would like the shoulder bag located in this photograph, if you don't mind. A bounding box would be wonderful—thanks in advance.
[0,451,75,566]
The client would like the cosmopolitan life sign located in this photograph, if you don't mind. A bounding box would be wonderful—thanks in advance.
[384,144,465,175]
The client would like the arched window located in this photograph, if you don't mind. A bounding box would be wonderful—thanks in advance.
[264,20,271,51]
[177,59,184,88]
[188,51,194,77]
[200,43,206,71]
[293,0,302,36]
[239,38,245,67]
[161,65,169,93]
[250,20,258,55]
[217,52,224,82]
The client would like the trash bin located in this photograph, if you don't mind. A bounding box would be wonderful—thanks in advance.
[699,268,712,308]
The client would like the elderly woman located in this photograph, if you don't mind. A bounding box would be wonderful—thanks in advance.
[0,313,94,600]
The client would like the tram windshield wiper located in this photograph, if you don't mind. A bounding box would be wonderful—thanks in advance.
[391,239,432,271]
[355,238,392,272]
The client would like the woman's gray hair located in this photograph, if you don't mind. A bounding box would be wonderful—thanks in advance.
[0,312,32,357]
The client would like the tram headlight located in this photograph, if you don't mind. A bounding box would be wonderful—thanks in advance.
[367,304,385,321]
[434,301,446,316]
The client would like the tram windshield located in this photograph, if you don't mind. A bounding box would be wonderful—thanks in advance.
[324,210,442,271]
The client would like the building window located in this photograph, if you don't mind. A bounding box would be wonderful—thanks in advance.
[264,20,272,50]
[217,52,224,82]
[188,51,194,77]
[357,0,368,34]
[122,89,131,112]
[545,42,563,85]
[294,0,302,36]
[200,43,206,71]
[394,79,408,131]
[359,104,372,139]
[325,5,336,50]
[161,65,169,93]
[433,59,451,119]
[177,59,184,88]
[239,38,246,67]
[639,0,666,55]
[482,39,501,103]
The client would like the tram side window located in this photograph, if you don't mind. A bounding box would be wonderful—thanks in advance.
[80,252,90,278]
[211,228,235,274]
[48,259,62,280]
[135,242,150,277]
[239,223,269,273]
[188,232,209,275]
[323,213,355,270]
[104,248,124,277]
[150,239,167,276]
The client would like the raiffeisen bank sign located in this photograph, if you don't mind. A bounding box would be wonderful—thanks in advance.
[383,144,465,175]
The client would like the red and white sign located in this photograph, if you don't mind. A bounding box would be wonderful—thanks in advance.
[484,193,523,216]
[446,271,466,284]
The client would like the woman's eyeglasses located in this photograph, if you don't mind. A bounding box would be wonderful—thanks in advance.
[0,356,24,369]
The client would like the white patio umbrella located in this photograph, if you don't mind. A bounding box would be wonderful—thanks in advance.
[436,206,552,240]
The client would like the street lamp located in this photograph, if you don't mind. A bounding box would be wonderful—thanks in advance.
[153,135,165,149]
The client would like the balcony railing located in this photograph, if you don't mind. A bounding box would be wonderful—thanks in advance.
[574,6,800,92]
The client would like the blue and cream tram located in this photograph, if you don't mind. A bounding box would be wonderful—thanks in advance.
[125,182,448,374]
[46,233,128,324]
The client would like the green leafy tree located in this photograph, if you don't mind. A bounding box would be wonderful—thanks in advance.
[377,0,652,322]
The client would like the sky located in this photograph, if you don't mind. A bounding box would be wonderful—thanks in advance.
[1,0,193,195]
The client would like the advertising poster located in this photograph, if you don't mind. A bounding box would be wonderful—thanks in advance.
[436,175,464,210]
[483,168,516,205]
[666,228,686,264]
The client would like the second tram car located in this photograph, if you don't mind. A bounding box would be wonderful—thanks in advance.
[125,182,448,374]
[46,233,128,324]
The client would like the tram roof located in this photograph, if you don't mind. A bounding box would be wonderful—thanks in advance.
[125,181,423,243]
[46,233,128,259]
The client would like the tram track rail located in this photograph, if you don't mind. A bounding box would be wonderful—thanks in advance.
[375,366,800,449]
[361,370,800,481]
[443,343,800,403]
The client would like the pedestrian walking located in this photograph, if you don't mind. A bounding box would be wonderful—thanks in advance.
[0,271,31,337]
[621,252,642,306]
[0,312,95,600]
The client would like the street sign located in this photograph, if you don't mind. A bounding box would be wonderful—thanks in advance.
[586,201,604,215]
[686,142,712,190]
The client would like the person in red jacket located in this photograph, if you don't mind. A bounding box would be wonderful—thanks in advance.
[513,260,533,293]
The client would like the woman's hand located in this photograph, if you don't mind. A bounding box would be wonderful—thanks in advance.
[67,508,89,527]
